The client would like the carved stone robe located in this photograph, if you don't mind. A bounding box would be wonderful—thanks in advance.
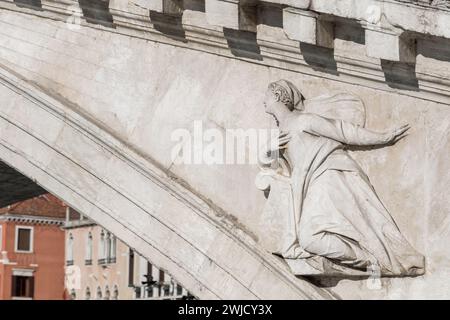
[258,112,425,276]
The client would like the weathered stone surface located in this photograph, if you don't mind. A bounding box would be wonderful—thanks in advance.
[0,62,335,300]
[283,7,334,48]
[258,80,424,277]
[205,0,257,32]
[0,0,449,299]
[365,26,416,63]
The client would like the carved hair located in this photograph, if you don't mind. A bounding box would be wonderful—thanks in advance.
[268,80,304,111]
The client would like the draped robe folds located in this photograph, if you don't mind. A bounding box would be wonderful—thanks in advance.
[258,112,425,276]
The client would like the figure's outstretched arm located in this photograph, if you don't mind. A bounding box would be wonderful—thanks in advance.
[303,113,409,146]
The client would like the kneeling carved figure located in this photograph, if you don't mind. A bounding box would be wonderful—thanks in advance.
[256,79,425,277]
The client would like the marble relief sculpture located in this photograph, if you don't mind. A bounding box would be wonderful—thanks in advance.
[256,80,425,277]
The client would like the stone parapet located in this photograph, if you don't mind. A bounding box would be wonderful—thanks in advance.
[1,0,450,104]
[130,0,450,58]
[0,1,450,300]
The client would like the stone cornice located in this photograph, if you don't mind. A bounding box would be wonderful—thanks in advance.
[0,0,449,104]
[63,219,97,229]
[0,214,65,225]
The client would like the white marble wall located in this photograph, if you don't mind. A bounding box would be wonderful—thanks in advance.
[0,5,449,298]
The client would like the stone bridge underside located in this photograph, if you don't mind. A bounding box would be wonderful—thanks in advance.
[0,160,46,207]
[1,0,450,299]
[0,65,336,300]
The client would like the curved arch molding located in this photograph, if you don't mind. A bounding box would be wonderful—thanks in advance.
[0,65,335,300]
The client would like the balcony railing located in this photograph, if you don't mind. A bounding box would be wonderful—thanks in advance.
[133,282,192,300]
[98,257,116,265]
[66,260,74,266]
[107,257,116,264]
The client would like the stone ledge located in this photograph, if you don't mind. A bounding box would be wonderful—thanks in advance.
[3,0,450,58]
[1,0,450,106]
[283,7,334,48]
[18,1,450,103]
[129,0,450,58]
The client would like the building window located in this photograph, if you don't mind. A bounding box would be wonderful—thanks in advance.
[108,235,116,263]
[85,287,91,300]
[0,225,3,251]
[15,226,33,253]
[96,286,102,300]
[163,283,170,296]
[11,275,34,299]
[70,289,76,300]
[105,232,111,262]
[134,286,141,299]
[112,285,118,300]
[104,285,110,300]
[145,262,154,298]
[98,230,106,265]
[85,232,92,265]
[158,270,166,297]
[66,233,74,266]
[177,284,183,296]
[128,249,134,287]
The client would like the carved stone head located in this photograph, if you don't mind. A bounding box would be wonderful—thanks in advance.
[265,80,305,113]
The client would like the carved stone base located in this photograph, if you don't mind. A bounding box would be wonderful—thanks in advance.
[284,256,371,277]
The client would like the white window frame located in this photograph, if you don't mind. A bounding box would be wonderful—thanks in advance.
[11,268,34,300]
[12,268,34,277]
[67,233,74,262]
[99,230,106,260]
[15,226,34,253]
[110,235,116,260]
[105,232,111,261]
[85,232,93,261]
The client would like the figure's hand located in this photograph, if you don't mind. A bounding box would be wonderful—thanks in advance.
[278,131,292,150]
[259,131,292,167]
[386,124,410,144]
[267,131,291,156]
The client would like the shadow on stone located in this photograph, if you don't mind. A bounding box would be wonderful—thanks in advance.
[150,10,187,43]
[301,275,369,288]
[223,28,263,61]
[14,0,43,10]
[301,269,424,288]
[335,18,365,45]
[417,35,450,63]
[300,42,338,75]
[257,3,283,28]
[78,0,115,28]
[381,60,419,91]
[183,0,205,12]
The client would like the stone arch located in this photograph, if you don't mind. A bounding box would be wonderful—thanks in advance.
[0,66,334,300]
